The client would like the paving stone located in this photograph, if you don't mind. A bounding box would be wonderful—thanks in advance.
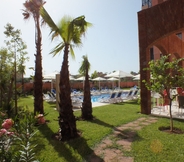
[88,117,158,162]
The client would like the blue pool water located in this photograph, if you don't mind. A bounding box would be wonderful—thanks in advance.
[91,94,110,102]
[90,91,129,102]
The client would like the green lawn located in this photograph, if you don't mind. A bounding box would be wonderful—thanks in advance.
[18,96,184,162]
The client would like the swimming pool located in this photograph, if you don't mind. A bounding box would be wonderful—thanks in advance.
[91,93,110,102]
[90,91,129,102]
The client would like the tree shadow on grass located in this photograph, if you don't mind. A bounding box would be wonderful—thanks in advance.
[36,122,104,162]
[113,128,143,145]
[89,117,114,129]
[122,100,139,105]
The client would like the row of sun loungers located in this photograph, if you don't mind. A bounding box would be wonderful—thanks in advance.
[122,88,139,101]
[43,91,56,102]
[43,88,140,107]
[98,91,123,103]
[43,91,83,108]
[99,88,139,103]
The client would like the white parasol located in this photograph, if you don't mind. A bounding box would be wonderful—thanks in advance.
[107,77,119,88]
[105,70,133,89]
[92,77,107,90]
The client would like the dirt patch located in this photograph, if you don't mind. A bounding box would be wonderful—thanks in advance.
[159,126,184,134]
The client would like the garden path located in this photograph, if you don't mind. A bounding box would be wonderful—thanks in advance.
[87,116,158,162]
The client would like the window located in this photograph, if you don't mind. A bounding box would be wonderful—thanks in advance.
[142,0,152,8]
[150,47,154,60]
[176,33,182,40]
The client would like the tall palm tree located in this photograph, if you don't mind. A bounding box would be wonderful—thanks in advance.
[22,0,46,114]
[79,55,93,120]
[40,7,92,140]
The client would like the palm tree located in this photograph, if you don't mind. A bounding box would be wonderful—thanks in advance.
[40,7,92,140]
[79,55,93,120]
[22,0,46,114]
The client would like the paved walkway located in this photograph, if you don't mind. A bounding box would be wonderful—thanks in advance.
[87,117,158,162]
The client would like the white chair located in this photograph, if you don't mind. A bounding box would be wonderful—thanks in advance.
[114,91,123,103]
[71,96,82,108]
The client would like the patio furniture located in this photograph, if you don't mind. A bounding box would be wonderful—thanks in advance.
[178,96,184,116]
[99,92,117,103]
[115,91,123,103]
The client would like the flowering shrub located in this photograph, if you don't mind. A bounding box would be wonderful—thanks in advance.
[0,110,40,162]
[0,117,14,138]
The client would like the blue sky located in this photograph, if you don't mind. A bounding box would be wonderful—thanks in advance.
[0,0,142,77]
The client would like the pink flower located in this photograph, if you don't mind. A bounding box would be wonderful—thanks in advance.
[0,129,14,137]
[2,118,14,130]
[0,129,7,136]
[7,131,14,136]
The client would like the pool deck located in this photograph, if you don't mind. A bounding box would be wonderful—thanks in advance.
[92,102,110,107]
[72,102,110,111]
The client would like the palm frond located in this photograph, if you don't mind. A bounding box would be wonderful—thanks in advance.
[78,55,90,75]
[58,15,73,42]
[72,15,92,35]
[50,42,65,57]
[40,7,59,40]
[69,45,75,59]
[22,10,31,20]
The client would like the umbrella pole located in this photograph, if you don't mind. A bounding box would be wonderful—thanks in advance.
[99,80,100,90]
[51,79,53,91]
[119,78,120,90]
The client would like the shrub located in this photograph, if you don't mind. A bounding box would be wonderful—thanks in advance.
[0,109,40,162]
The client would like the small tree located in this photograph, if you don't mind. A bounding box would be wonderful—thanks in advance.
[79,55,93,120]
[4,23,28,115]
[143,54,184,131]
[0,48,14,117]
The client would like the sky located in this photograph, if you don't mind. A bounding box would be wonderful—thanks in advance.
[0,0,142,77]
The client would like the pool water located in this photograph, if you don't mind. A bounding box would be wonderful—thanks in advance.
[91,94,110,102]
[91,91,129,102]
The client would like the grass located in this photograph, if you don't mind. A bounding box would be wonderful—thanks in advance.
[17,96,184,162]
[131,118,184,162]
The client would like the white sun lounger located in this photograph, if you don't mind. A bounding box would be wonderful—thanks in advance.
[99,92,117,103]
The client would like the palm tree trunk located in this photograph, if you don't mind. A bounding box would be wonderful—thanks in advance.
[33,15,44,115]
[82,66,93,120]
[58,44,78,141]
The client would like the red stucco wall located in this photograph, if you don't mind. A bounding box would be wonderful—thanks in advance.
[138,0,184,114]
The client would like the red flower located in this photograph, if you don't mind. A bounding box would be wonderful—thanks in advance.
[36,114,46,124]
